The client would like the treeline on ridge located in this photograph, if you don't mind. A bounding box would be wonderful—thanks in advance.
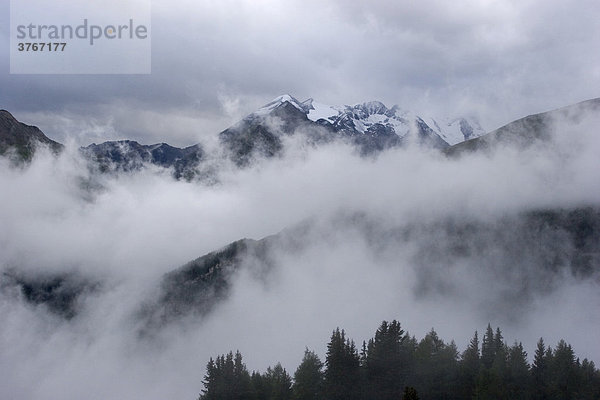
[198,320,599,400]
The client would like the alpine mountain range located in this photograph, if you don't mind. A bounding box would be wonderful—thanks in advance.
[1,94,486,178]
[1,95,599,335]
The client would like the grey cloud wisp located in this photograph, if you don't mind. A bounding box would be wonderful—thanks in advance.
[0,100,599,399]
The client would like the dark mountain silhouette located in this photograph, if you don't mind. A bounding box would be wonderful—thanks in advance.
[0,110,63,161]
[446,97,600,156]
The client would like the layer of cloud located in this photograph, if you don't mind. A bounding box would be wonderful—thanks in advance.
[0,110,599,399]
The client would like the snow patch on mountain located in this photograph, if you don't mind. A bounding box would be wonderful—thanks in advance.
[306,101,343,123]
[250,95,486,147]
[426,117,486,145]
[255,94,307,116]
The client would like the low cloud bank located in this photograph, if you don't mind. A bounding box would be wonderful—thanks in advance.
[0,112,599,399]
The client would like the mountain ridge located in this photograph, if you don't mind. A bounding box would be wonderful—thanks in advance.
[6,206,599,325]
[446,97,600,156]
[1,96,599,176]
[0,95,485,168]
[0,109,63,162]
[82,139,204,180]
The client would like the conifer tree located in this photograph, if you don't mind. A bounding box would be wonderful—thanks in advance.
[459,331,480,399]
[251,371,270,400]
[414,328,458,399]
[199,351,252,400]
[264,363,292,400]
[506,342,530,400]
[488,331,508,399]
[292,349,324,400]
[324,328,360,400]
[481,324,495,370]
[233,351,254,400]
[531,338,550,400]
[476,326,510,399]
[578,358,600,399]
[550,339,577,399]
[364,320,406,400]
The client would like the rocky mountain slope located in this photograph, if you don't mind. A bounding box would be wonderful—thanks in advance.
[144,207,600,325]
[446,97,600,156]
[0,109,63,162]
[82,140,204,180]
[5,207,599,325]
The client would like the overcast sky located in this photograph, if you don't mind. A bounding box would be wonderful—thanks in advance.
[2,3,600,398]
[1,0,600,146]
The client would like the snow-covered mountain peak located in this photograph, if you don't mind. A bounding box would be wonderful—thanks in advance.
[355,100,388,116]
[306,101,344,123]
[423,116,485,145]
[251,95,486,147]
[256,94,308,115]
[301,98,314,109]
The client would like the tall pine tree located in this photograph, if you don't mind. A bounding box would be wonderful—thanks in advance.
[531,338,551,400]
[364,320,406,400]
[459,331,480,400]
[199,351,253,400]
[263,363,292,400]
[324,328,360,400]
[506,342,530,400]
[292,349,324,400]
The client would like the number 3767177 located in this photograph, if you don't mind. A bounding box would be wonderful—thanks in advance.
[17,42,67,51]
